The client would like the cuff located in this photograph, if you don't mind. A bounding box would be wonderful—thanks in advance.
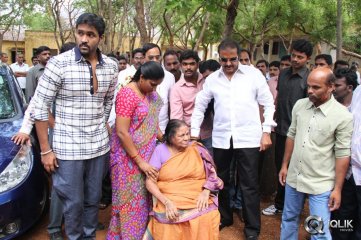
[191,128,200,138]
[262,125,272,133]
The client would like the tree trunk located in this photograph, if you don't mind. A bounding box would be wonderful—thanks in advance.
[0,33,3,52]
[134,0,150,45]
[222,0,239,39]
[194,12,210,51]
[115,0,129,52]
[336,0,342,59]
[163,10,174,47]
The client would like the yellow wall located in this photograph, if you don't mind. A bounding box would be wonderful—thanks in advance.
[1,41,26,64]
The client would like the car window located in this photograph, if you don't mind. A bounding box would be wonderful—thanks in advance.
[0,68,16,119]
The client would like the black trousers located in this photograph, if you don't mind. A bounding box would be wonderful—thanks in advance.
[274,133,287,210]
[213,141,261,237]
[331,175,361,240]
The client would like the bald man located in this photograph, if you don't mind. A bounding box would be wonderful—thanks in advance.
[278,68,353,239]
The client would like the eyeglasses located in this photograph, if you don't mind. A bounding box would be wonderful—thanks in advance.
[219,57,238,63]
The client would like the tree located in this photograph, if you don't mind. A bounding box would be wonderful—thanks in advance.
[0,0,30,50]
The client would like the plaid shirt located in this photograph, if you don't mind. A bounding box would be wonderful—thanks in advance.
[32,47,117,160]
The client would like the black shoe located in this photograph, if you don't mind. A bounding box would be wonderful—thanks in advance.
[219,222,232,231]
[49,231,63,240]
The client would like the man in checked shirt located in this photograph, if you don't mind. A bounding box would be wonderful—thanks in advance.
[31,13,118,240]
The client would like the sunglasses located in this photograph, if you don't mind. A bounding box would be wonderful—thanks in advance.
[219,57,238,63]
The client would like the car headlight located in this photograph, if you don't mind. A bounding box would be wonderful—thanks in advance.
[0,145,32,193]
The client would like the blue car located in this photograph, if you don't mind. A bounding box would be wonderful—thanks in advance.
[0,64,48,239]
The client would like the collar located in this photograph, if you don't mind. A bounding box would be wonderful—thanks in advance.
[218,63,243,78]
[306,95,336,116]
[178,73,203,87]
[74,47,105,65]
[290,65,308,78]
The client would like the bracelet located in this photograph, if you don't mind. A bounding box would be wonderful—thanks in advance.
[164,199,169,205]
[40,149,53,156]
[131,152,139,159]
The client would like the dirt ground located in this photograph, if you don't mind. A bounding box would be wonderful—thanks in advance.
[15,196,311,240]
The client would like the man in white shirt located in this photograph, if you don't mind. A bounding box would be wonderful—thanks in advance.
[191,39,276,238]
[10,53,29,94]
[142,43,175,133]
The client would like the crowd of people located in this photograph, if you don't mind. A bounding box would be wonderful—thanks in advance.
[2,12,361,240]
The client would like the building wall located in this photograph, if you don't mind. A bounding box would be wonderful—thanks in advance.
[1,41,26,64]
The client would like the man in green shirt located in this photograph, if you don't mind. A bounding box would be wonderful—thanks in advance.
[279,68,353,239]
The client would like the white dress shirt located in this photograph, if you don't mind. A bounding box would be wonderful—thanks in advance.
[10,62,29,89]
[158,69,175,133]
[350,86,361,185]
[191,64,276,149]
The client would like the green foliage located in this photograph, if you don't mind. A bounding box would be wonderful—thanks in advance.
[23,11,54,31]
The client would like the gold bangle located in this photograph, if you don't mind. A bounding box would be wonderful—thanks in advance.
[131,153,139,159]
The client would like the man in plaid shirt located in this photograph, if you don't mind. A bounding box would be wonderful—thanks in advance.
[32,13,117,240]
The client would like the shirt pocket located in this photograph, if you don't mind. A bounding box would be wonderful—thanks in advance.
[311,124,333,146]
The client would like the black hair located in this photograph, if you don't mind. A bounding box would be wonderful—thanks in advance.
[35,46,51,56]
[291,39,313,57]
[118,55,127,61]
[199,59,221,74]
[132,61,164,82]
[315,54,333,65]
[269,61,280,69]
[163,119,188,144]
[163,49,179,60]
[0,52,5,57]
[218,39,241,55]
[335,68,359,91]
[239,49,251,59]
[143,43,162,56]
[280,55,291,62]
[179,50,200,63]
[76,13,106,37]
[31,56,37,61]
[334,60,349,70]
[132,48,145,58]
[256,59,269,67]
[60,42,76,53]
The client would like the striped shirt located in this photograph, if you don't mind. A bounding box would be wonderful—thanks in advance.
[32,47,117,160]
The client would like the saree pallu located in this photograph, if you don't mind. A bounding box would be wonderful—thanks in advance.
[108,89,162,240]
[143,142,223,240]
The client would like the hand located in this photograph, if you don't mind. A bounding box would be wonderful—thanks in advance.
[11,132,31,146]
[279,166,288,186]
[328,189,341,211]
[259,132,272,151]
[190,136,200,141]
[196,189,210,212]
[138,160,158,181]
[41,151,59,173]
[165,200,179,221]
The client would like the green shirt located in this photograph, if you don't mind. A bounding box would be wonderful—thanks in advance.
[286,96,353,194]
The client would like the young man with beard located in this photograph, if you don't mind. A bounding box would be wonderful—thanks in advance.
[279,68,353,239]
[31,13,118,240]
[170,50,213,153]
[333,68,358,108]
[163,49,182,82]
[25,46,51,102]
[262,39,312,217]
[191,39,275,239]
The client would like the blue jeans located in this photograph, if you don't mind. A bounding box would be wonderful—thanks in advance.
[53,153,108,240]
[281,184,331,240]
